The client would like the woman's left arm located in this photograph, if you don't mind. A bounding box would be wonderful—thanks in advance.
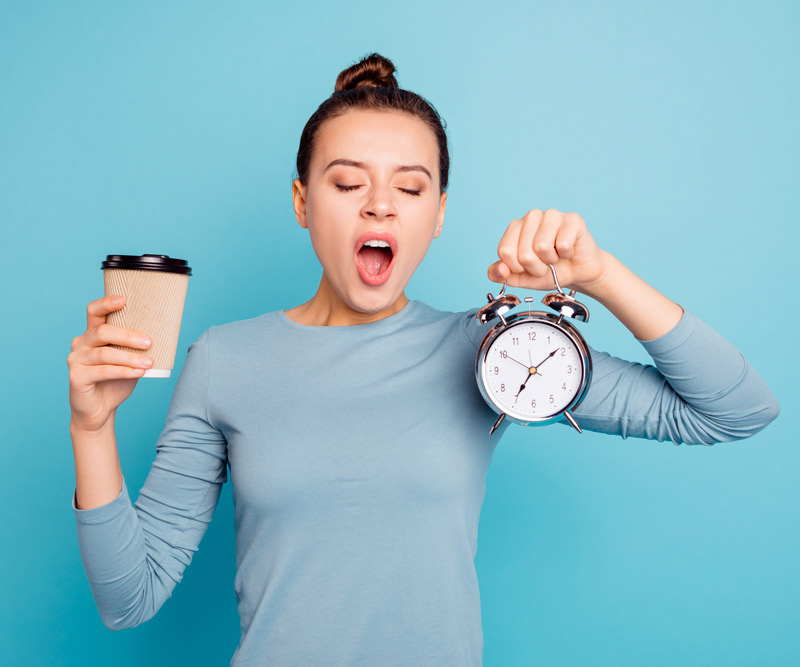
[488,209,780,443]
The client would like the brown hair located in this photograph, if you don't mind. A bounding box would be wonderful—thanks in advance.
[295,53,450,192]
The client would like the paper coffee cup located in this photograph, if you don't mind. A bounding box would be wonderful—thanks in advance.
[102,254,192,378]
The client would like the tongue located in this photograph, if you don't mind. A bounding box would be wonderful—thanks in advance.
[358,246,392,275]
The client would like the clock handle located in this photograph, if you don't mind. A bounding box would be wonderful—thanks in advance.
[549,264,570,297]
[489,412,506,435]
[564,410,583,434]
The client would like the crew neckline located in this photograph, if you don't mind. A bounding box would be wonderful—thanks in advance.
[278,299,420,332]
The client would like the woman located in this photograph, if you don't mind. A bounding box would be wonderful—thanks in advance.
[68,54,779,665]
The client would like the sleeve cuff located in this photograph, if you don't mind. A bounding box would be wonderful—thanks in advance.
[637,307,697,354]
[72,478,131,524]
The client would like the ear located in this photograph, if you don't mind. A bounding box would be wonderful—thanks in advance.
[433,191,447,239]
[292,179,308,229]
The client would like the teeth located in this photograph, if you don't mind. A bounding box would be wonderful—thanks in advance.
[363,239,390,248]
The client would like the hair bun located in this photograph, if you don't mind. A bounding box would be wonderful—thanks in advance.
[335,53,398,92]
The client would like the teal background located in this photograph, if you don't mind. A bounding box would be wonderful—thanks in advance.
[1,1,797,665]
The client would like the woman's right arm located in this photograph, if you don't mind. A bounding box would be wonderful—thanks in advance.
[69,299,228,630]
[68,295,155,509]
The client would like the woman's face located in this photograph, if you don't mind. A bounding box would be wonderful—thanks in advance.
[292,109,447,319]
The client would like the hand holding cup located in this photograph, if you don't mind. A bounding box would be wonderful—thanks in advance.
[67,295,154,433]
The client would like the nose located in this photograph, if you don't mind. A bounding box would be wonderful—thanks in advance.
[361,183,397,221]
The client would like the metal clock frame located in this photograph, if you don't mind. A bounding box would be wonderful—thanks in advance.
[475,308,593,435]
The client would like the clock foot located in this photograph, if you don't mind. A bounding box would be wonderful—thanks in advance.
[564,410,583,434]
[489,412,506,435]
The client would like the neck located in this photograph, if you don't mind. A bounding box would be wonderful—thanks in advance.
[284,274,410,327]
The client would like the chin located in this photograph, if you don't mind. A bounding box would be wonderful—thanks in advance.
[348,294,394,314]
[346,283,402,315]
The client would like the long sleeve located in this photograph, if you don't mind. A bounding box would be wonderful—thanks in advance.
[72,329,228,630]
[572,309,780,444]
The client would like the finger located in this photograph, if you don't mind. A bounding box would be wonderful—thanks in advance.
[85,345,154,370]
[518,210,550,277]
[496,219,525,274]
[67,348,152,386]
[85,323,152,350]
[501,271,551,291]
[69,362,146,388]
[531,209,563,266]
[554,213,582,260]
[487,260,511,283]
[87,295,126,330]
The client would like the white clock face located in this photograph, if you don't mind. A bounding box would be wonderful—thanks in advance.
[481,319,586,422]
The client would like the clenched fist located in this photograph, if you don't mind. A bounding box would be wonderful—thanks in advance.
[487,209,608,294]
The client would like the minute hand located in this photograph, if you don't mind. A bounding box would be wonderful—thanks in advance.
[534,347,561,369]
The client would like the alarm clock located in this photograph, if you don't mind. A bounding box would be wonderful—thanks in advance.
[475,264,593,435]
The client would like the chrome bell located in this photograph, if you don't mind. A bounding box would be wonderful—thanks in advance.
[542,292,590,322]
[542,264,590,322]
[476,283,521,325]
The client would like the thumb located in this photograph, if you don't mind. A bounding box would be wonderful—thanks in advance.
[487,260,510,283]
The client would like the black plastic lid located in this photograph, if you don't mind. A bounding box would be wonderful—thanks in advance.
[101,254,192,275]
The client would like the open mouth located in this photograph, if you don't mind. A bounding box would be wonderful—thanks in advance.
[354,233,397,286]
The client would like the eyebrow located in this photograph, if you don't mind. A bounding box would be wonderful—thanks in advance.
[323,159,432,181]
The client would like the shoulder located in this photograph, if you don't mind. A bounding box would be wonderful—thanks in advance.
[209,310,283,336]
[402,300,494,355]
[407,300,466,325]
[404,300,479,337]
[188,310,284,353]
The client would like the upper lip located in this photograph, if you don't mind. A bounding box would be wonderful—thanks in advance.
[354,231,398,257]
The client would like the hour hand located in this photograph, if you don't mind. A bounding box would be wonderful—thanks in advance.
[514,374,532,402]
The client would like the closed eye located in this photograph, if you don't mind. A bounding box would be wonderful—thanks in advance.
[334,184,421,196]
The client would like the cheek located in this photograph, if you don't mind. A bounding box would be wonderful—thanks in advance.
[398,229,438,272]
[405,201,442,246]
[308,225,343,264]
[306,197,346,249]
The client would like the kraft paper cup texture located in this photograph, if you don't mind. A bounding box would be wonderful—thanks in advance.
[103,269,189,378]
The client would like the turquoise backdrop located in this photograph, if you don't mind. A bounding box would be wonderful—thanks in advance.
[1,1,797,665]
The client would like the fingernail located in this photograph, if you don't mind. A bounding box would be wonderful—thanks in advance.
[140,357,153,367]
[113,297,123,305]
[139,336,151,347]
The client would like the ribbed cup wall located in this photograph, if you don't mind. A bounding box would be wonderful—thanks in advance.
[103,269,189,372]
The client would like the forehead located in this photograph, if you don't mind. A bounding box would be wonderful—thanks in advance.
[313,109,439,170]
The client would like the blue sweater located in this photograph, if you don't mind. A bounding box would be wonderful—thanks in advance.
[73,301,779,665]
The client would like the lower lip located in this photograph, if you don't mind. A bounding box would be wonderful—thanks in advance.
[355,252,395,286]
